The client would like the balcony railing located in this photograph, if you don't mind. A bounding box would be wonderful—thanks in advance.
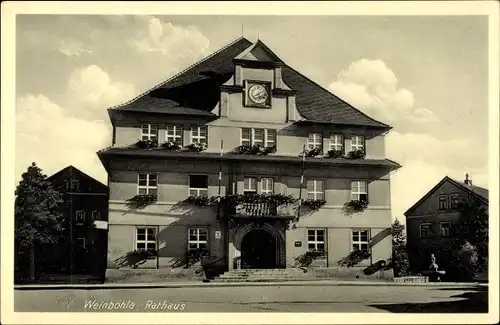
[236,202,278,216]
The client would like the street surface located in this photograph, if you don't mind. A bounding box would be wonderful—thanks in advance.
[15,284,487,313]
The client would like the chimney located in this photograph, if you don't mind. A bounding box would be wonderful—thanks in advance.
[464,173,472,186]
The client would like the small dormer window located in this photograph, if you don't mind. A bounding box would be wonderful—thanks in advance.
[245,81,271,108]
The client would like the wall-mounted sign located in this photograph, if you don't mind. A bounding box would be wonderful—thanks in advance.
[93,220,108,230]
[294,241,302,247]
[215,230,221,239]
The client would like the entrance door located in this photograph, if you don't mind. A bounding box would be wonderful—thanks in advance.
[241,229,277,269]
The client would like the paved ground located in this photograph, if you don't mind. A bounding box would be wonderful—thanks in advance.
[15,284,488,313]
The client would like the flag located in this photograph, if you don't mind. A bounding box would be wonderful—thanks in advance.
[297,144,306,220]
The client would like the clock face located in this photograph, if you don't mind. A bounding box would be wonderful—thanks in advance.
[248,84,269,105]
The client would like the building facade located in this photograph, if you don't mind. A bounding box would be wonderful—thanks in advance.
[47,166,109,277]
[98,38,401,276]
[404,174,488,274]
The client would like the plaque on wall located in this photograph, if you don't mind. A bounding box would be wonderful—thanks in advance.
[215,230,222,239]
[294,241,302,247]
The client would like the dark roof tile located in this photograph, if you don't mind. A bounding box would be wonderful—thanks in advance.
[112,37,389,128]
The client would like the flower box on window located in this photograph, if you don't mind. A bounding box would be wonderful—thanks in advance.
[301,198,326,210]
[136,139,158,149]
[183,195,217,207]
[126,193,157,209]
[187,142,207,152]
[161,141,182,151]
[306,147,324,158]
[327,149,344,158]
[347,149,366,159]
[338,249,371,267]
[234,144,276,156]
[345,199,368,212]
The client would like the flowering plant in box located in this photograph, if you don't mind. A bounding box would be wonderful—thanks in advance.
[187,142,207,152]
[347,149,366,159]
[162,141,182,151]
[306,147,323,158]
[327,149,344,158]
[136,139,158,149]
[301,198,327,210]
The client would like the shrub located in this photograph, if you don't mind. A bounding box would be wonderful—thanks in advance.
[449,241,479,281]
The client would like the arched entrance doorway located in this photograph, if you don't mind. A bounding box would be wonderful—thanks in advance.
[240,229,277,269]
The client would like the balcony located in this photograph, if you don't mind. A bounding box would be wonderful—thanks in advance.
[236,202,278,216]
[224,197,296,218]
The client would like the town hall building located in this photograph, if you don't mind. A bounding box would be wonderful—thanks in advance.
[98,37,401,278]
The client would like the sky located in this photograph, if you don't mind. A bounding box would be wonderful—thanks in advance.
[15,14,489,220]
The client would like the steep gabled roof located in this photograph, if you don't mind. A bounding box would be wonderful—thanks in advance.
[404,176,489,216]
[48,165,107,189]
[111,37,390,128]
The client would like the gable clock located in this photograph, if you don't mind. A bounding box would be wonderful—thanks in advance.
[246,81,271,107]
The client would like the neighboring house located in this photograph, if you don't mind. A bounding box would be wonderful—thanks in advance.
[97,37,401,277]
[47,165,109,277]
[404,174,488,273]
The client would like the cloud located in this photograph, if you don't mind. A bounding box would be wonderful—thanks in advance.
[387,131,488,219]
[329,59,438,128]
[58,39,92,57]
[15,94,110,183]
[391,160,488,220]
[130,17,210,57]
[68,65,136,115]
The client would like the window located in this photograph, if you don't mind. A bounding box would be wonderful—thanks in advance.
[76,237,86,249]
[189,175,208,197]
[352,230,370,252]
[438,195,448,210]
[191,126,207,144]
[307,179,324,200]
[70,180,79,192]
[75,210,85,223]
[243,177,257,195]
[136,227,156,252]
[188,228,208,250]
[261,178,274,195]
[137,173,158,196]
[420,223,432,239]
[141,124,158,141]
[351,181,368,202]
[440,221,452,237]
[351,135,364,151]
[450,194,460,209]
[329,134,344,151]
[92,211,100,220]
[166,125,183,144]
[307,229,325,252]
[241,128,276,148]
[307,133,322,150]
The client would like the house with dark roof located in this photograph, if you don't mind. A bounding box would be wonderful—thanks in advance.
[404,174,488,275]
[98,37,401,280]
[45,166,109,281]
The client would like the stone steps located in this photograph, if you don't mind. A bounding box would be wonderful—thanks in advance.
[214,268,310,282]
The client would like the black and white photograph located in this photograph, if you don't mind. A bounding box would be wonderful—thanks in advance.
[1,1,498,324]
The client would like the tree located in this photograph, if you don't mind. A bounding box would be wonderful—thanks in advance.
[15,162,65,280]
[391,219,410,277]
[455,195,488,274]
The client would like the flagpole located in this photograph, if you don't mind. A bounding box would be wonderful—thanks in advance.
[217,139,223,220]
[297,144,306,221]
